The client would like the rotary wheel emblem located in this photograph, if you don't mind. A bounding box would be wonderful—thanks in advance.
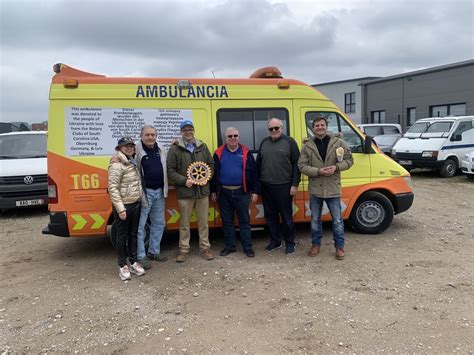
[186,161,212,186]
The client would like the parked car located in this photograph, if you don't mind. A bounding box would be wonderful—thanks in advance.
[461,151,474,179]
[373,134,402,157]
[392,116,474,177]
[358,123,402,136]
[0,131,48,209]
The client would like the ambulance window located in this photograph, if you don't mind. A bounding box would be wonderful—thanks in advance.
[217,108,289,151]
[305,111,363,153]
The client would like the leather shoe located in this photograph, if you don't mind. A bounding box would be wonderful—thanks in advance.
[201,248,215,260]
[219,248,236,257]
[175,252,188,262]
[308,245,320,257]
[335,248,345,260]
[244,249,255,258]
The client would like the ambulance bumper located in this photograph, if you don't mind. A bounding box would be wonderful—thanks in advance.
[42,212,70,237]
[394,192,414,214]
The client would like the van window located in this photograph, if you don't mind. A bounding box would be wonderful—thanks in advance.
[451,121,473,141]
[217,108,289,151]
[0,133,47,159]
[364,126,384,136]
[407,122,429,133]
[426,122,452,133]
[305,112,363,153]
[383,126,401,134]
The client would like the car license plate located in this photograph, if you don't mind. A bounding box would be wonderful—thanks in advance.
[398,160,412,165]
[15,199,44,207]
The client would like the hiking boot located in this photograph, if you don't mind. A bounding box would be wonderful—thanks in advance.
[244,249,255,258]
[200,248,214,260]
[129,262,146,276]
[308,244,321,257]
[285,244,295,255]
[139,257,152,270]
[219,248,236,257]
[265,242,282,252]
[176,252,188,262]
[335,248,345,260]
[147,253,168,262]
[119,265,131,281]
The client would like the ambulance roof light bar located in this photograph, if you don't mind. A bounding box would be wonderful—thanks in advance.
[249,66,283,79]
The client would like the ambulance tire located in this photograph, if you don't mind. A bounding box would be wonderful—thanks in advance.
[439,158,457,178]
[110,219,151,252]
[349,191,394,234]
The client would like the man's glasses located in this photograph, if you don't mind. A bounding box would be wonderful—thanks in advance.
[182,128,194,133]
[227,134,239,138]
[268,126,281,132]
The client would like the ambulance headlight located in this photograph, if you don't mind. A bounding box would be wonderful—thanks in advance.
[391,148,397,156]
[422,151,438,158]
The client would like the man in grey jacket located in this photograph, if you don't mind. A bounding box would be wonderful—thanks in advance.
[298,116,353,260]
[257,118,301,255]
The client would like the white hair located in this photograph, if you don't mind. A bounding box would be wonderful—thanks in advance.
[267,118,283,127]
[140,125,157,136]
[223,126,239,140]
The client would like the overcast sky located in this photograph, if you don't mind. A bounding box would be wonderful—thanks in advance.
[1,0,473,124]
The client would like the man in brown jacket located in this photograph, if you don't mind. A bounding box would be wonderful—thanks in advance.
[298,116,353,260]
[167,120,214,262]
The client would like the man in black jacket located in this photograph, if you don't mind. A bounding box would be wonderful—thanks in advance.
[257,118,301,254]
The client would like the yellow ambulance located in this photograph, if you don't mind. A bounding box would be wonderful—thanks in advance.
[42,64,414,242]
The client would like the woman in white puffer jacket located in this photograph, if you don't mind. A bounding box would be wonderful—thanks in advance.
[108,136,146,281]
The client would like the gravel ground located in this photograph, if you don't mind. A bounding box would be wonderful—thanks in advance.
[0,171,473,354]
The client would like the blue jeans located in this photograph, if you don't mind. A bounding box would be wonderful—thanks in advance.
[310,195,345,249]
[137,188,166,260]
[218,188,252,251]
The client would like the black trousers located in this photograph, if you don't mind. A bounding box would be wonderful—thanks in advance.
[113,202,141,267]
[260,182,295,246]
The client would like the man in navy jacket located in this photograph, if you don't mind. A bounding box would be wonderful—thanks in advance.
[211,127,259,257]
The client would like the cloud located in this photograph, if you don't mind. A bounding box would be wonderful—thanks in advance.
[0,0,472,123]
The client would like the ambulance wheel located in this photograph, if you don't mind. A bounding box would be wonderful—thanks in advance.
[349,191,394,234]
[439,159,457,178]
[110,219,150,252]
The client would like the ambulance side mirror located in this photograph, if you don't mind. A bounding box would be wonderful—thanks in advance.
[363,135,373,154]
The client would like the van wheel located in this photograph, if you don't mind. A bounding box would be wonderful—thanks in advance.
[110,219,151,252]
[439,159,457,178]
[349,191,394,234]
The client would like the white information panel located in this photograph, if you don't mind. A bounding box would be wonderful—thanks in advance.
[65,107,192,156]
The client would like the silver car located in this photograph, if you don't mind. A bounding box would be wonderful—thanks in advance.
[373,134,402,157]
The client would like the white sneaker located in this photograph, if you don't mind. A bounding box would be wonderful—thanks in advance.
[119,265,131,281]
[129,262,145,276]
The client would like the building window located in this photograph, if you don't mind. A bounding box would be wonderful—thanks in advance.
[430,103,466,117]
[371,110,386,123]
[407,107,416,126]
[344,92,356,113]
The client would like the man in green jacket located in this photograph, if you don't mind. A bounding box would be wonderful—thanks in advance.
[167,120,215,262]
[298,116,353,260]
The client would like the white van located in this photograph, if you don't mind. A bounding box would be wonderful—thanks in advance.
[392,116,474,177]
[0,131,48,209]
